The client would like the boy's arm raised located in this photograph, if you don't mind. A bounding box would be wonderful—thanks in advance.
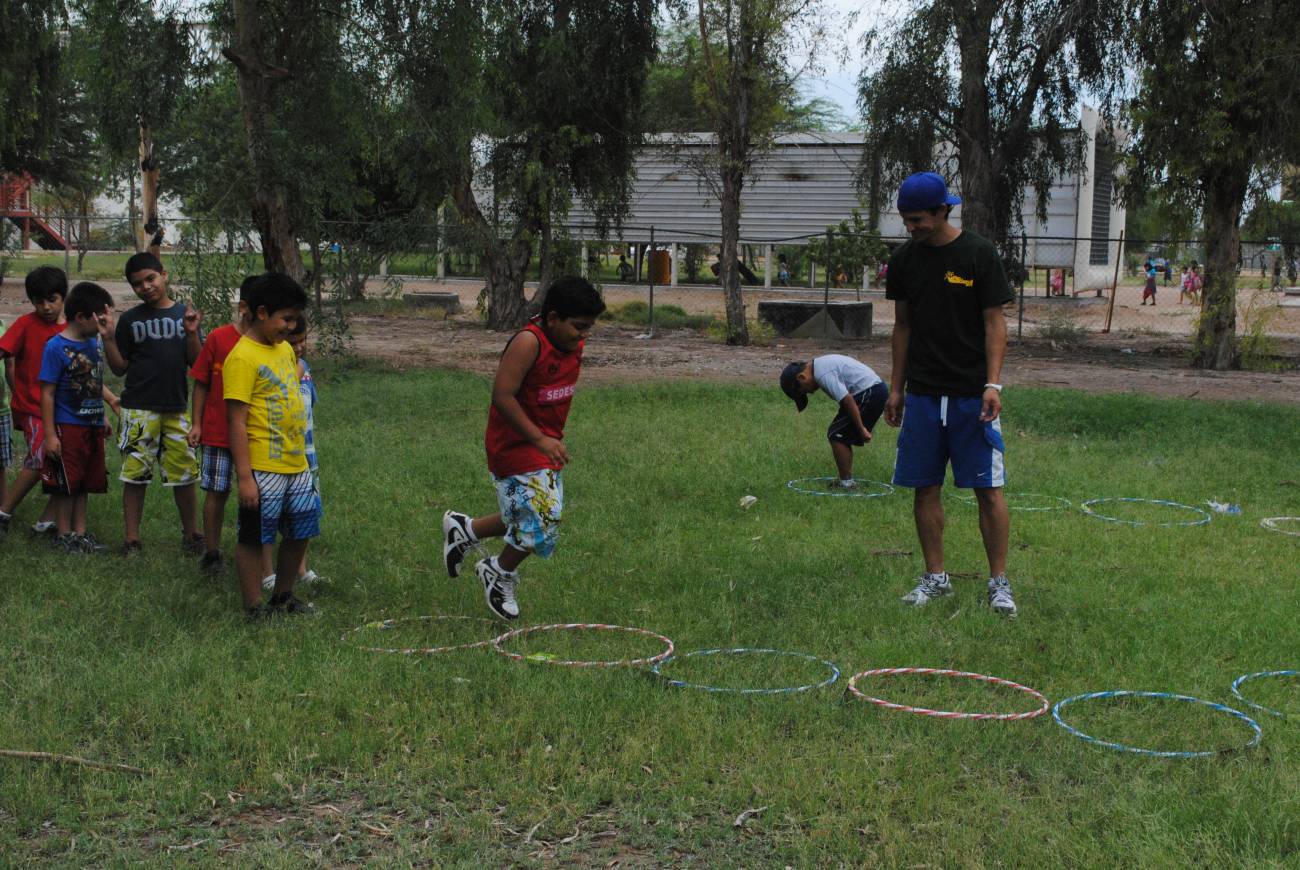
[491,330,569,467]
[99,309,128,376]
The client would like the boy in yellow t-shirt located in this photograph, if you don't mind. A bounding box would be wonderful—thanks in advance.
[222,273,317,618]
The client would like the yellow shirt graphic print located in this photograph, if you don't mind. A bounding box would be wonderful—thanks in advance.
[945,271,975,287]
[222,337,308,474]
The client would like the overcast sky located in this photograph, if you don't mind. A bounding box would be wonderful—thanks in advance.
[793,0,888,127]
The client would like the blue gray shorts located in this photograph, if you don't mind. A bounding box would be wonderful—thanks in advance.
[892,393,1006,490]
[0,410,11,468]
[827,383,889,446]
[494,468,564,558]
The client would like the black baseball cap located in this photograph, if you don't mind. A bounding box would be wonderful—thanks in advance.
[780,361,808,412]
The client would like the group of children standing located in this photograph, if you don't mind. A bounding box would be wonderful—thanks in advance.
[0,258,322,618]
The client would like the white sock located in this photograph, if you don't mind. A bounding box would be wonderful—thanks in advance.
[926,571,948,582]
[490,556,517,578]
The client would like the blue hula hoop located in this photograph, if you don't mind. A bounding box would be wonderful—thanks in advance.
[1080,497,1212,527]
[1231,670,1300,719]
[652,647,841,695]
[787,477,895,499]
[1052,690,1262,758]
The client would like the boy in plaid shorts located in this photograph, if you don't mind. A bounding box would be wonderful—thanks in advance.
[188,277,255,574]
[0,267,68,536]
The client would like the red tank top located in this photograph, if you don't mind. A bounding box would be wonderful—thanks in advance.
[484,319,583,477]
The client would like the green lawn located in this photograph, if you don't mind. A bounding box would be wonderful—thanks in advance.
[2,365,1300,865]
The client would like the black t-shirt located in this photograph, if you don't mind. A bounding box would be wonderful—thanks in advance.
[115,301,191,412]
[885,231,1012,397]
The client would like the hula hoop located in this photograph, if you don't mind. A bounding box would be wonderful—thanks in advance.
[787,477,895,498]
[1080,497,1212,527]
[342,615,501,655]
[956,492,1072,512]
[1052,690,1262,758]
[1260,517,1300,538]
[1231,670,1300,719]
[847,667,1050,720]
[652,648,840,695]
[491,623,675,668]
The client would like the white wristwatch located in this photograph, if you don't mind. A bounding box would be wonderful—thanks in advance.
[984,383,1003,393]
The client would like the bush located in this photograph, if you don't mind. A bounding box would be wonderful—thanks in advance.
[601,300,715,330]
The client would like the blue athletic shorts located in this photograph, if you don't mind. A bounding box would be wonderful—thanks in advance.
[493,468,564,559]
[237,469,321,546]
[892,393,1006,489]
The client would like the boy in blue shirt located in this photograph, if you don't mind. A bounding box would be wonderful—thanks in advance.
[780,354,889,488]
[38,282,116,554]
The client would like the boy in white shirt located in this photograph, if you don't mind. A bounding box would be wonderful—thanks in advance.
[780,355,889,488]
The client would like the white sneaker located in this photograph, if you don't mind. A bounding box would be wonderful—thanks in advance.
[988,576,1018,617]
[901,573,953,607]
[31,520,56,536]
[261,572,277,591]
[298,569,321,585]
[442,511,476,578]
[475,557,519,620]
[836,479,857,489]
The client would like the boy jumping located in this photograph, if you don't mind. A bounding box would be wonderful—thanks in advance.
[779,355,889,488]
[442,276,606,620]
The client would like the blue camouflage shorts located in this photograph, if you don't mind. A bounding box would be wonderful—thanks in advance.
[493,468,564,558]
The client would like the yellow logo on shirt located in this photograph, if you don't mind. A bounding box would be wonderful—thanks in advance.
[945,271,974,287]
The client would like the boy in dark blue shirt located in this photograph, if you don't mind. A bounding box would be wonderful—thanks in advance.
[38,282,116,554]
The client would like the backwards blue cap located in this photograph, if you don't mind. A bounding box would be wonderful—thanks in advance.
[897,172,961,212]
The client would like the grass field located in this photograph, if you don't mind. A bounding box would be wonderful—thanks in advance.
[2,365,1300,866]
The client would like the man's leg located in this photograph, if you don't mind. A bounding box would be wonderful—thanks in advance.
[497,544,530,573]
[203,489,229,553]
[71,493,88,536]
[236,543,264,609]
[973,487,1009,578]
[913,484,946,574]
[272,538,311,597]
[1,466,42,515]
[471,513,506,539]
[51,493,72,536]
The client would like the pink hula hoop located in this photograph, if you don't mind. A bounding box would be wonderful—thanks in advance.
[492,623,675,668]
[847,667,1050,721]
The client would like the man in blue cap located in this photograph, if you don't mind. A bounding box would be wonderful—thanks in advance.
[882,172,1017,617]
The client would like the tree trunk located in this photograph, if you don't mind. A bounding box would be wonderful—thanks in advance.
[223,0,305,281]
[137,124,160,253]
[954,11,999,243]
[307,238,323,308]
[719,163,748,345]
[451,171,534,330]
[537,219,554,297]
[127,172,139,249]
[1195,170,1249,369]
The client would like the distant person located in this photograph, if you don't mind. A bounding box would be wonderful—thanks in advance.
[778,255,791,286]
[1141,260,1158,305]
[1050,269,1065,296]
[441,277,605,621]
[1191,263,1204,301]
[1272,257,1283,290]
[1289,257,1298,285]
[1179,265,1195,305]
[616,254,634,282]
[1164,260,1173,286]
[883,172,1017,618]
[779,355,888,489]
[102,252,203,557]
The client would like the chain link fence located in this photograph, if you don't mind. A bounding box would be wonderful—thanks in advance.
[4,216,1299,350]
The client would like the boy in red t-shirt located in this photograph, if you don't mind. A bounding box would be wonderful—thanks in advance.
[0,267,68,535]
[187,277,254,573]
[442,276,605,620]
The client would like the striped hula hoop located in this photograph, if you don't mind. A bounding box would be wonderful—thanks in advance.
[1260,517,1300,538]
[652,648,841,695]
[491,623,675,668]
[847,667,1050,721]
[1231,670,1300,719]
[342,615,502,655]
[1052,690,1262,758]
[956,492,1072,512]
[1080,497,1212,527]
[787,477,895,498]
